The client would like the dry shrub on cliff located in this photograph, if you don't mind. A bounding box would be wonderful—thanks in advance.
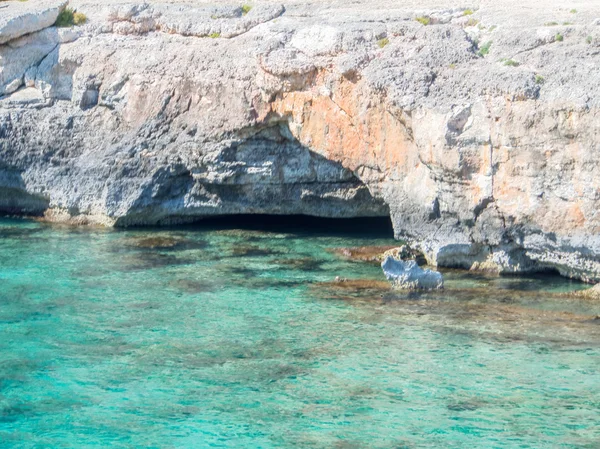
[73,12,87,25]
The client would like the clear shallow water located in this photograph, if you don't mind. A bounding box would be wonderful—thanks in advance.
[0,217,599,449]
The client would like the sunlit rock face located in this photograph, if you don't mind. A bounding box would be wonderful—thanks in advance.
[1,0,600,281]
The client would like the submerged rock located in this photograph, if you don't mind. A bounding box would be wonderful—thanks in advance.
[311,277,392,301]
[328,246,398,263]
[575,284,600,300]
[231,244,279,257]
[119,252,194,271]
[381,257,444,290]
[329,277,392,291]
[125,236,183,249]
[123,235,208,251]
[275,257,324,272]
[169,279,218,293]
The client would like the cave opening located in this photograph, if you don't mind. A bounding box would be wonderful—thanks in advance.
[179,214,395,239]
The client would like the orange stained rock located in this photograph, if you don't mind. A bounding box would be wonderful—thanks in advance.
[270,77,418,175]
[564,201,586,230]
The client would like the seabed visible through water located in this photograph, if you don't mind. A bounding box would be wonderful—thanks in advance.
[0,216,599,448]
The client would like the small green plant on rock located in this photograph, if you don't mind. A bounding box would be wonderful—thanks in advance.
[586,35,593,44]
[477,40,492,57]
[55,8,74,27]
[415,16,431,26]
[377,37,390,48]
[449,63,456,69]
[544,21,558,26]
[503,59,519,67]
[463,9,474,16]
[209,32,221,38]
[570,8,577,13]
[241,4,252,15]
[535,74,545,84]
[55,7,87,27]
[555,33,564,42]
[466,18,479,27]
[488,25,497,32]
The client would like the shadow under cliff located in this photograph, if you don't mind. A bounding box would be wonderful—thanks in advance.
[115,121,390,227]
[0,167,48,216]
[169,214,395,239]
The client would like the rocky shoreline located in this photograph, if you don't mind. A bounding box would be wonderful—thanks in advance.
[1,0,600,282]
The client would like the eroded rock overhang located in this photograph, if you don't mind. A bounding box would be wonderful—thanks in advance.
[1,0,600,282]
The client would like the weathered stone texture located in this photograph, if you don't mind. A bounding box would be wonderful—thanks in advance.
[1,0,600,281]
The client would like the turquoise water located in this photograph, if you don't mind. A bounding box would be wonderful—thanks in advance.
[1,217,599,449]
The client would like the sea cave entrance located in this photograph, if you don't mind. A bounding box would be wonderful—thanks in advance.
[183,214,395,239]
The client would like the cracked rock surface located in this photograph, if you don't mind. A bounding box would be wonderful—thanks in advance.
[0,0,67,44]
[1,0,600,282]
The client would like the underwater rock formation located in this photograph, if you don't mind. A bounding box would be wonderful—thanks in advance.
[1,0,600,281]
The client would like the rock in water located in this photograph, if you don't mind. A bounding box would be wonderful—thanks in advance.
[575,284,600,300]
[381,257,443,290]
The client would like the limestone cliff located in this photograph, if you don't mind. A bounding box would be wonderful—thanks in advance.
[1,0,600,282]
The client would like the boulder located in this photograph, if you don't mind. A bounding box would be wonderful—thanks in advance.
[0,0,67,45]
[381,257,443,290]
[0,27,61,96]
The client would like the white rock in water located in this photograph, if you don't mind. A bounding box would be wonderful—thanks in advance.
[381,257,443,290]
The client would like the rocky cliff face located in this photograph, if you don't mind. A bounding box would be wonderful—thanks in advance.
[1,0,600,282]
